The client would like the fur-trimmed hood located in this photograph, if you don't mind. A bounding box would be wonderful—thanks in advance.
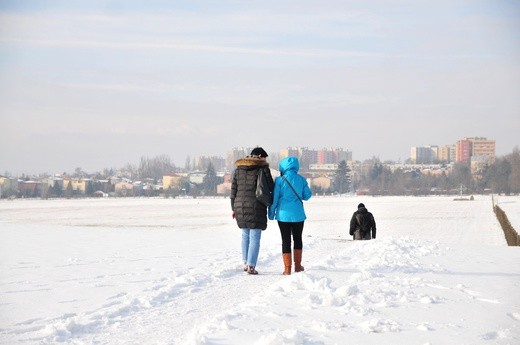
[235,157,269,168]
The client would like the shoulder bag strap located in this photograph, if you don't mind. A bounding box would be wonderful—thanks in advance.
[281,175,303,204]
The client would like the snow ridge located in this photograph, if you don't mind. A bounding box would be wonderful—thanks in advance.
[183,238,445,344]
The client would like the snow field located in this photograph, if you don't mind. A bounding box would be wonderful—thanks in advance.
[1,196,519,344]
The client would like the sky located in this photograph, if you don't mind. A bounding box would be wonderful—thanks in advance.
[1,196,519,344]
[1,0,519,175]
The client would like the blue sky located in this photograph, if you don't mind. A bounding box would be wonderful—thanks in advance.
[1,0,519,174]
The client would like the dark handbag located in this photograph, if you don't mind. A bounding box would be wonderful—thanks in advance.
[256,168,272,206]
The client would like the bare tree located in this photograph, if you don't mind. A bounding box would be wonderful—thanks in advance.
[138,154,176,180]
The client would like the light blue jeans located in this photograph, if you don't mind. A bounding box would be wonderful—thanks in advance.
[241,228,262,267]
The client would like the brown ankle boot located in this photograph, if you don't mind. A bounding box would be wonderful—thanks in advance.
[294,249,304,272]
[282,253,292,275]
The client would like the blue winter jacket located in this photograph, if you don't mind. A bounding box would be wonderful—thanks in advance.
[268,156,312,222]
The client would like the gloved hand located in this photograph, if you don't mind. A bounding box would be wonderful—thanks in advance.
[232,212,235,219]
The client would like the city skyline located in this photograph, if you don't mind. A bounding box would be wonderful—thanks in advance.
[0,137,507,177]
[1,1,519,175]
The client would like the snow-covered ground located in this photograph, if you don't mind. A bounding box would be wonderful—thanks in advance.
[1,196,519,345]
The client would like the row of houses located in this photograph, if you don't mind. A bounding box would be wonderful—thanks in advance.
[1,161,456,199]
[0,172,232,199]
[0,175,160,198]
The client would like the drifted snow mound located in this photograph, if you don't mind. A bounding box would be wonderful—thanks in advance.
[183,238,465,344]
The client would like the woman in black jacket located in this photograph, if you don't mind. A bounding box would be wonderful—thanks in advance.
[230,147,274,275]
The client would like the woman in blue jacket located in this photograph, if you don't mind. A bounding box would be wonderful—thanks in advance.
[268,156,312,275]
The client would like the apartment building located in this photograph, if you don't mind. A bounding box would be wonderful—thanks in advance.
[279,147,300,160]
[411,146,438,164]
[280,147,352,168]
[471,137,496,160]
[437,145,454,163]
[455,137,496,163]
[455,139,473,163]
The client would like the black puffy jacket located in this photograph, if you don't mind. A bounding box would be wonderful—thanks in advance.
[349,207,377,239]
[231,157,274,230]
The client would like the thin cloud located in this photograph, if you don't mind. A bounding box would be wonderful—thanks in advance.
[0,37,386,59]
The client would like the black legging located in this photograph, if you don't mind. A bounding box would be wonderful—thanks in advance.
[278,221,304,253]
